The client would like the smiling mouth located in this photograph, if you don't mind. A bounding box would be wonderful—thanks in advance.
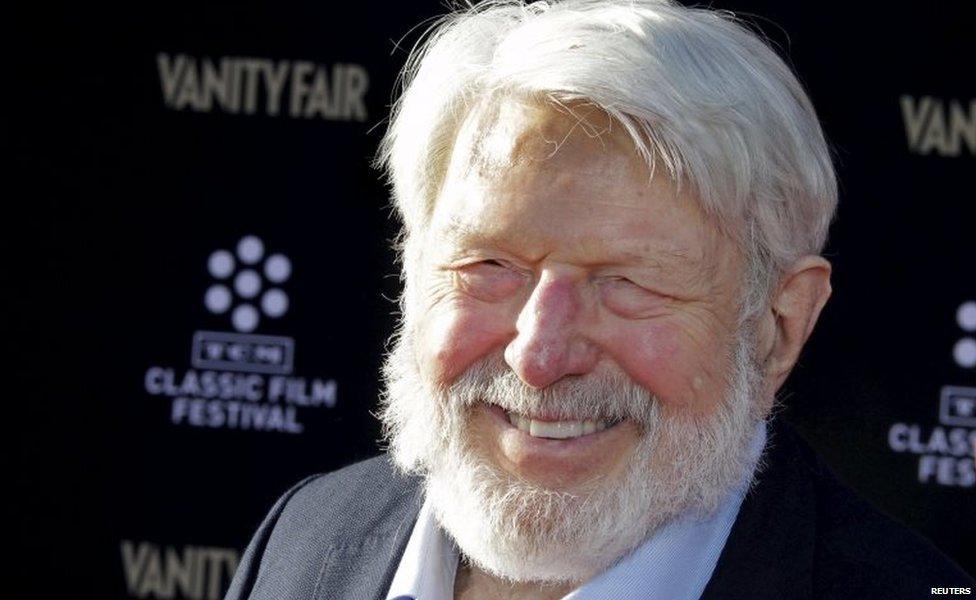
[503,409,625,440]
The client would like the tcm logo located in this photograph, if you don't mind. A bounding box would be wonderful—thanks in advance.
[191,331,294,375]
[157,53,369,121]
[143,233,338,434]
[120,540,239,600]
[900,95,975,157]
[198,235,295,374]
[941,387,976,428]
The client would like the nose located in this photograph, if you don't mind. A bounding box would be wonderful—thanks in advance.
[504,269,599,388]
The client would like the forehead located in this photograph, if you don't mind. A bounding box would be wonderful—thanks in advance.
[451,99,633,180]
[432,99,725,268]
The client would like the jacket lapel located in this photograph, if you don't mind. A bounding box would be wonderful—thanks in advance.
[315,481,423,600]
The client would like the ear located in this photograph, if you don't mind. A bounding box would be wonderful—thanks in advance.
[758,255,832,395]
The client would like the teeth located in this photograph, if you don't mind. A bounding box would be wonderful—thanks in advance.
[530,419,582,438]
[505,411,615,439]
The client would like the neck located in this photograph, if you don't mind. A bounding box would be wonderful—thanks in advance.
[453,561,576,600]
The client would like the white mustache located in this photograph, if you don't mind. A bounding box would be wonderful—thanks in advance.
[447,353,659,426]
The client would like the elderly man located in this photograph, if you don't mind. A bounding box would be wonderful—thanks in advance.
[225,1,973,598]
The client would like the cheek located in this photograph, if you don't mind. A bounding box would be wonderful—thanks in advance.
[606,322,730,416]
[416,299,513,386]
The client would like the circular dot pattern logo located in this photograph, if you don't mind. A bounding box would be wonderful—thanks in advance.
[953,300,976,369]
[204,235,292,333]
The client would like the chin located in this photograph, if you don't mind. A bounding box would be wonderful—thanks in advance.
[426,428,664,584]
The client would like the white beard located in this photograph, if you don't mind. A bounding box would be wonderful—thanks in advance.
[379,322,768,585]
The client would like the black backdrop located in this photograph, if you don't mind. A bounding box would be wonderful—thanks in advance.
[9,1,974,597]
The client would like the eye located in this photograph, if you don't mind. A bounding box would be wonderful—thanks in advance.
[454,260,525,302]
[599,276,668,318]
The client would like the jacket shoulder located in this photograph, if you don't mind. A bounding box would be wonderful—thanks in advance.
[281,454,418,528]
[703,421,972,600]
[786,429,975,596]
[225,455,423,600]
[265,454,422,557]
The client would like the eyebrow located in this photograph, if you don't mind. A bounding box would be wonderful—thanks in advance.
[582,239,699,271]
[439,217,491,245]
[438,216,700,271]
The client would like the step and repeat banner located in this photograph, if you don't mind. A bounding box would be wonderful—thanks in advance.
[10,1,974,597]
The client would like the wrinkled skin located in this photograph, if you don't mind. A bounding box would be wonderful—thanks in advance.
[408,99,832,599]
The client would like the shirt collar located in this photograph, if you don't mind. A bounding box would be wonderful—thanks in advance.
[386,498,459,600]
[387,420,766,600]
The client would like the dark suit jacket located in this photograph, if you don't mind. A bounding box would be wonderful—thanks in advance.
[225,420,974,599]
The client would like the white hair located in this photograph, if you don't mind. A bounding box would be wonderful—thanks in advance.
[376,0,837,315]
